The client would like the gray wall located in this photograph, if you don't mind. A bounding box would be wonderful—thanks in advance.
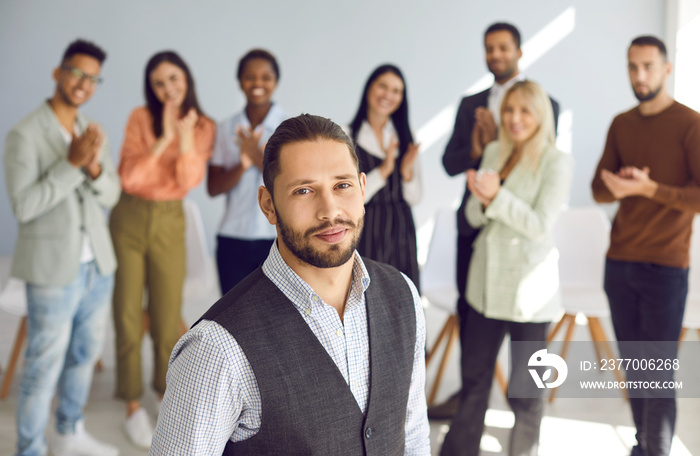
[0,0,664,257]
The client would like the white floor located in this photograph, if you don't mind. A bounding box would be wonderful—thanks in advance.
[1,286,699,455]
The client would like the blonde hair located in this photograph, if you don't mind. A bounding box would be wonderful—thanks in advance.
[497,80,555,170]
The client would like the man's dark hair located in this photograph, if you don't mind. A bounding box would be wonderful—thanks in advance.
[630,35,668,61]
[262,114,358,198]
[61,39,107,65]
[237,49,280,81]
[484,22,521,49]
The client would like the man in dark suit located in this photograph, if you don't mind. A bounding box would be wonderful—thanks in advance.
[432,22,560,420]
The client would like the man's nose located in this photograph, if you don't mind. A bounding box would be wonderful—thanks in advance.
[316,189,342,220]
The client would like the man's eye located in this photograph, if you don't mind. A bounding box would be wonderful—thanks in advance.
[337,183,351,189]
[295,188,310,195]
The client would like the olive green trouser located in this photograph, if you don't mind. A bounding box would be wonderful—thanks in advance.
[110,193,185,400]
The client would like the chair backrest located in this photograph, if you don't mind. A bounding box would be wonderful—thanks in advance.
[685,215,700,306]
[420,208,459,313]
[553,206,610,289]
[0,256,27,317]
[183,199,214,293]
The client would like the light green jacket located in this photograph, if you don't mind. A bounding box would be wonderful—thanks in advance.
[466,141,573,322]
[4,102,120,286]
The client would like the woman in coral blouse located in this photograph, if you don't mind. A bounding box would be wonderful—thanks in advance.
[109,51,215,450]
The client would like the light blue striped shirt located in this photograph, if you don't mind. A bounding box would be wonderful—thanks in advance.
[151,242,430,455]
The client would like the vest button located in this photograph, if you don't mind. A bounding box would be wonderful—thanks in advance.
[365,427,372,439]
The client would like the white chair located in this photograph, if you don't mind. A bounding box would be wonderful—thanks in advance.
[680,216,700,344]
[422,208,507,405]
[548,206,624,401]
[182,198,216,306]
[0,256,28,399]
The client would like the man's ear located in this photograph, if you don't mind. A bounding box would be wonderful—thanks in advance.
[258,185,277,225]
[53,67,61,83]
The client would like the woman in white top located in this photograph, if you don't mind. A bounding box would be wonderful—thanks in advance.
[347,64,422,289]
[208,49,287,294]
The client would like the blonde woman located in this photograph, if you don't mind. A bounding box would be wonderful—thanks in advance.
[440,80,573,456]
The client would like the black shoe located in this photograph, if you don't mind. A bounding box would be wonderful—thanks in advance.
[427,390,461,420]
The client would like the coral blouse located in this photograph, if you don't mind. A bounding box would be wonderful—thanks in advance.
[118,106,215,200]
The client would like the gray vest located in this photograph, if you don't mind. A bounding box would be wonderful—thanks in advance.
[197,259,416,455]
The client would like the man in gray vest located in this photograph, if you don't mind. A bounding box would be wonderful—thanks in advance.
[151,114,430,455]
[4,39,120,456]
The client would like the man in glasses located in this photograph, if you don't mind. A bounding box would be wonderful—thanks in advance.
[4,39,120,456]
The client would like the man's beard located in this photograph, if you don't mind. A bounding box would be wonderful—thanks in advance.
[488,61,517,84]
[633,83,662,102]
[57,85,80,107]
[276,211,364,269]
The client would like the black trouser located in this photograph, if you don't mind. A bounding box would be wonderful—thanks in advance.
[216,236,274,295]
[456,232,478,337]
[604,259,688,456]
[440,305,548,456]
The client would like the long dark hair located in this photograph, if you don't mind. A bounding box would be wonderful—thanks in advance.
[349,64,413,157]
[144,51,205,138]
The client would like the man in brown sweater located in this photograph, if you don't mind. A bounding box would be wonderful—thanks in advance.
[592,35,700,456]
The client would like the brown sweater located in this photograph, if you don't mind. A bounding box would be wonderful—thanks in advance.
[592,101,700,268]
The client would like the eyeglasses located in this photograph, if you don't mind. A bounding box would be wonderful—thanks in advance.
[61,66,103,85]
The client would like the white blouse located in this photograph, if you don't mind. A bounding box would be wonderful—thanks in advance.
[347,120,422,206]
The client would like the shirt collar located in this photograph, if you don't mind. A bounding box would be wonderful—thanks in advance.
[355,119,397,157]
[240,103,285,132]
[262,240,371,312]
[490,73,525,97]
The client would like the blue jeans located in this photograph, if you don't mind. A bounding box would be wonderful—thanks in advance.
[15,261,114,456]
[604,259,687,456]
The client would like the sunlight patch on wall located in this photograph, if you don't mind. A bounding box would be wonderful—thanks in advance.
[416,7,576,151]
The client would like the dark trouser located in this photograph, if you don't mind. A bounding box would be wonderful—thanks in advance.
[440,304,548,456]
[604,259,688,456]
[216,236,274,295]
[456,232,478,337]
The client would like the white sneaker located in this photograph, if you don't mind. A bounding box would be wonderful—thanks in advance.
[49,420,119,456]
[123,408,153,450]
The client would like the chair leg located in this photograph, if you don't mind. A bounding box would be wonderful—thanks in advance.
[547,312,570,343]
[426,314,456,366]
[1,316,28,400]
[549,314,575,403]
[494,362,508,397]
[588,317,627,400]
[427,315,459,406]
[586,317,604,361]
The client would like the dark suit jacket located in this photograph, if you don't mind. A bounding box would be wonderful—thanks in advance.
[442,87,560,236]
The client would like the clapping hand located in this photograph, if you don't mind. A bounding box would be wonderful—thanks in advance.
[600,166,657,199]
[400,142,420,182]
[236,125,264,170]
[471,108,497,159]
[378,135,399,179]
[467,168,500,207]
[68,124,104,172]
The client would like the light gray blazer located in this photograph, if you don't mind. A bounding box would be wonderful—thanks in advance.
[466,141,573,322]
[4,102,120,286]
